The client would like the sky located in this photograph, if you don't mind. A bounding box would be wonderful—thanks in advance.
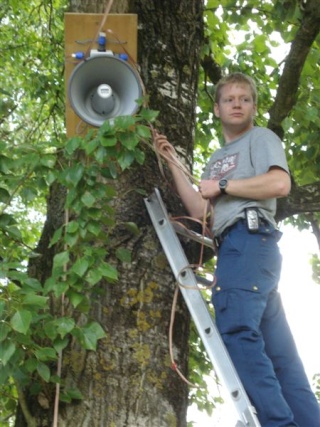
[278,224,320,381]
[188,224,320,426]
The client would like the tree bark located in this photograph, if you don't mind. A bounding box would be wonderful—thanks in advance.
[15,1,204,426]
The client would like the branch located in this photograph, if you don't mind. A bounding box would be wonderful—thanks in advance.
[276,180,320,221]
[201,52,223,86]
[268,0,320,139]
[16,383,37,427]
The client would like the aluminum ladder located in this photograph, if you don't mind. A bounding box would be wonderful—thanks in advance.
[144,188,261,427]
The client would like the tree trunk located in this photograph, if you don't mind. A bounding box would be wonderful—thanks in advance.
[15,1,204,426]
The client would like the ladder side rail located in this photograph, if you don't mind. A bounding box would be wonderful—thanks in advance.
[144,190,261,427]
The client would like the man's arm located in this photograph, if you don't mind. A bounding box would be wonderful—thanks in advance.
[168,161,208,218]
[199,167,291,201]
[154,133,208,219]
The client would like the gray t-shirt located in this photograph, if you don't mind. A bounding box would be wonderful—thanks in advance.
[201,126,289,236]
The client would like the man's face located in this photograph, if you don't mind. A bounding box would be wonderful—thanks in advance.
[214,83,257,131]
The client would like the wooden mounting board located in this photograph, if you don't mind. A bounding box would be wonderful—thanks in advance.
[64,13,138,137]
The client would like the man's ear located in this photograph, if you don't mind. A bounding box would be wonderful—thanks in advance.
[214,103,220,118]
[253,103,257,118]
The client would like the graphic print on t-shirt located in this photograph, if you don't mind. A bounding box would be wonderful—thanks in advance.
[208,153,239,179]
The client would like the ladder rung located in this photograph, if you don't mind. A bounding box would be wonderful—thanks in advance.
[172,221,215,249]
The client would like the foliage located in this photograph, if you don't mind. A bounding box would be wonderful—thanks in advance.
[310,253,320,285]
[0,103,157,424]
[314,373,320,401]
[199,0,320,187]
[1,0,320,424]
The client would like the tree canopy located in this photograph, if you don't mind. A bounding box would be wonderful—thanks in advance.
[0,0,320,425]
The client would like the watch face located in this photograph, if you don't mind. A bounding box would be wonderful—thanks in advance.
[219,179,228,193]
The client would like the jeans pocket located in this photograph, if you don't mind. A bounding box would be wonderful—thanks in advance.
[213,288,264,335]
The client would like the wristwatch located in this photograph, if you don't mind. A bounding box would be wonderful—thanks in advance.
[219,178,229,195]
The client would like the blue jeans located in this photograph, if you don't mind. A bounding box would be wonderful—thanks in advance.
[212,220,320,427]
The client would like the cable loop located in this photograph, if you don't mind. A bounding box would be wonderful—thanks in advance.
[151,126,218,388]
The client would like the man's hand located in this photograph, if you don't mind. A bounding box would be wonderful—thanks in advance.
[198,179,220,200]
[153,131,177,158]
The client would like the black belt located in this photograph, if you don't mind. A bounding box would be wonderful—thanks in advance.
[214,217,269,248]
[214,220,242,247]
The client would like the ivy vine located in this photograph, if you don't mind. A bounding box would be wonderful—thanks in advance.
[0,108,158,419]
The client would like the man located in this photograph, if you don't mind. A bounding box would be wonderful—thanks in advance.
[154,73,320,427]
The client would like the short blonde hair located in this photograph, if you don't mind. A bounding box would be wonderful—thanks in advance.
[214,72,257,104]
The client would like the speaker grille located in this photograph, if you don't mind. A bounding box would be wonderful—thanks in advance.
[68,55,143,127]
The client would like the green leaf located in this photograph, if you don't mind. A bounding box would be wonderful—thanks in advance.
[74,296,90,313]
[67,290,85,308]
[85,269,102,286]
[53,336,69,353]
[71,258,89,277]
[0,187,11,203]
[87,221,102,236]
[104,161,118,179]
[24,277,43,291]
[60,387,84,403]
[0,366,9,383]
[37,362,51,382]
[118,132,139,149]
[4,225,22,240]
[0,341,16,366]
[0,300,5,317]
[136,124,151,138]
[0,322,10,342]
[206,0,220,7]
[6,269,28,284]
[0,155,11,174]
[113,115,136,129]
[84,137,100,155]
[95,146,107,164]
[100,135,117,147]
[124,221,140,235]
[63,164,84,186]
[40,154,56,168]
[43,277,56,294]
[49,227,63,247]
[21,186,39,203]
[134,148,145,165]
[43,320,58,340]
[53,251,70,268]
[22,295,48,308]
[35,347,57,362]
[10,310,32,334]
[99,262,118,281]
[0,213,16,226]
[81,191,96,207]
[117,151,135,170]
[24,357,38,373]
[54,281,69,298]
[66,220,79,234]
[47,170,57,185]
[65,137,81,155]
[139,108,159,122]
[55,317,75,338]
[98,119,115,136]
[64,232,79,247]
[80,322,106,351]
[116,247,132,263]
